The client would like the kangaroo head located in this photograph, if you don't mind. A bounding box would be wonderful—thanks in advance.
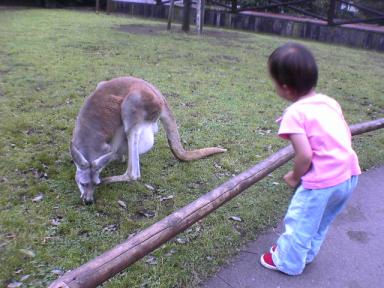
[70,142,112,204]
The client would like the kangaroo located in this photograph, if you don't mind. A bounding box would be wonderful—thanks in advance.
[70,76,226,204]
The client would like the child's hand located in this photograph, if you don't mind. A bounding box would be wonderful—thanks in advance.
[283,171,300,188]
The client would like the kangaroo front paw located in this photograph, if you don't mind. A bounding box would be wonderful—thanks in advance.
[102,173,136,184]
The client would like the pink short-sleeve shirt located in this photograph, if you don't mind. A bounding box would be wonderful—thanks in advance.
[278,93,361,189]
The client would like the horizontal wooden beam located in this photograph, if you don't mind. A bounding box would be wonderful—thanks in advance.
[49,118,384,288]
[339,0,384,17]
[269,0,328,21]
[238,0,311,13]
[210,0,232,10]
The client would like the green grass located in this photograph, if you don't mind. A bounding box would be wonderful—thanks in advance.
[0,7,383,288]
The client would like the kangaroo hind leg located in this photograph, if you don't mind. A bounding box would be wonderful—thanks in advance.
[102,93,144,183]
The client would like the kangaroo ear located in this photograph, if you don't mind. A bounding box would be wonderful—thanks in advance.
[91,152,114,171]
[70,142,90,169]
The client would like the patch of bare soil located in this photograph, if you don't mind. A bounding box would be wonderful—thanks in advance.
[116,24,251,41]
[202,29,251,40]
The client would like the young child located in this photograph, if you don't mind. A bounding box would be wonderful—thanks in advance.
[260,42,361,275]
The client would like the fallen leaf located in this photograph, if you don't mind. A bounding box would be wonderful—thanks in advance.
[102,224,118,233]
[194,225,202,233]
[145,255,157,265]
[42,236,56,244]
[51,218,62,226]
[138,209,155,218]
[7,282,22,288]
[229,216,242,222]
[20,275,30,281]
[32,194,44,203]
[164,248,177,257]
[6,233,16,240]
[188,182,202,189]
[19,249,35,258]
[140,279,151,288]
[144,184,155,191]
[214,162,222,169]
[117,200,127,209]
[176,237,188,244]
[160,195,174,202]
[51,269,64,275]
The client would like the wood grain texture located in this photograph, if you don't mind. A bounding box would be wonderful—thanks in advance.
[49,118,384,288]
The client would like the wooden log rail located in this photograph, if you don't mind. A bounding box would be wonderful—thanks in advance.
[49,118,384,288]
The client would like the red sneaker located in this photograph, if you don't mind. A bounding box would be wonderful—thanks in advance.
[260,252,278,270]
[270,244,277,253]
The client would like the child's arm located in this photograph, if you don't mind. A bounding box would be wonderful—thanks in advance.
[284,134,312,188]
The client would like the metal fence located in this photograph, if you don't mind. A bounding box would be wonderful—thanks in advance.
[207,0,384,26]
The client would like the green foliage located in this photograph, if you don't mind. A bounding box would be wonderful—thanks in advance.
[0,7,383,288]
[353,0,384,24]
[355,0,384,10]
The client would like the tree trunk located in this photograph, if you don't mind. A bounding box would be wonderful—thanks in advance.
[182,0,192,32]
[328,0,337,25]
[96,0,100,13]
[231,0,237,13]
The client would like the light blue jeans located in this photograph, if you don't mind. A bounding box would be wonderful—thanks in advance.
[272,176,358,275]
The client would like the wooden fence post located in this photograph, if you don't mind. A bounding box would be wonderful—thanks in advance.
[48,118,384,288]
[167,0,175,30]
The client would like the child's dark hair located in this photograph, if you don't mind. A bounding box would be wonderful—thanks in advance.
[269,43,318,98]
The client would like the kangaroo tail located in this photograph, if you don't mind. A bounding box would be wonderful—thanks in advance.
[160,101,226,161]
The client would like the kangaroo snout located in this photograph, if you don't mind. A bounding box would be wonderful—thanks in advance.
[78,183,96,205]
[82,195,95,205]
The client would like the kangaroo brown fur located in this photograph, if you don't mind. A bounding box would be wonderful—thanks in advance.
[70,76,226,204]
